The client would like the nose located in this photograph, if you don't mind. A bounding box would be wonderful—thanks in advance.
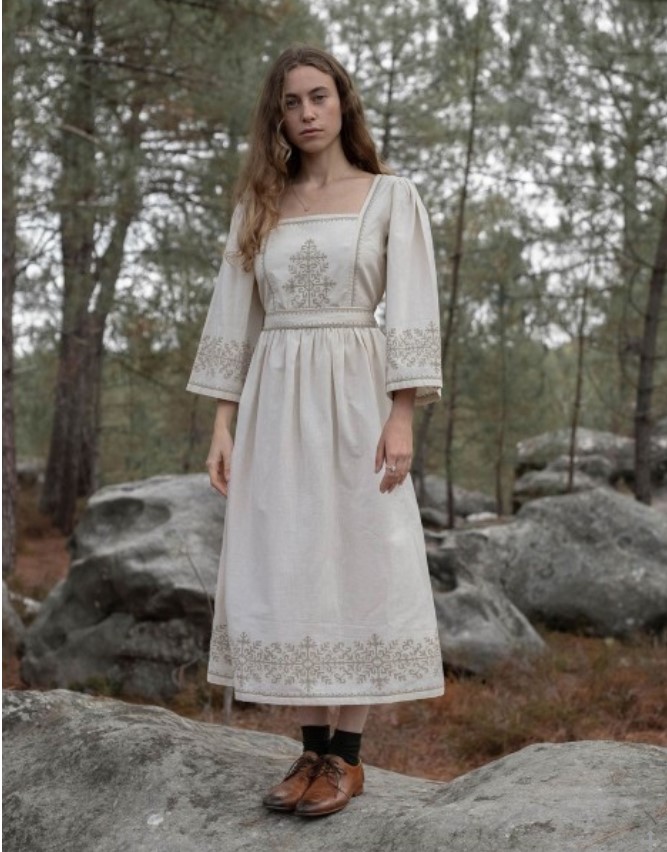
[302,99,316,122]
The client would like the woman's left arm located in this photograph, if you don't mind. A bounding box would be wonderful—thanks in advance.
[375,388,417,493]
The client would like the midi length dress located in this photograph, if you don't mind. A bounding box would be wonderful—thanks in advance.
[187,173,445,705]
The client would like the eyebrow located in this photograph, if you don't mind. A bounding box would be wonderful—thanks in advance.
[284,85,330,98]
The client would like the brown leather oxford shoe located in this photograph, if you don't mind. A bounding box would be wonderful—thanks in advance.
[262,751,321,812]
[294,753,364,817]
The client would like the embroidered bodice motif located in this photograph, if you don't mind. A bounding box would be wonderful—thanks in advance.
[283,238,337,308]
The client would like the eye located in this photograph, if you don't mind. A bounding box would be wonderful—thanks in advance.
[313,94,326,103]
[285,98,299,110]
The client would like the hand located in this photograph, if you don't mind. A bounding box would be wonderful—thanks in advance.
[374,390,415,494]
[206,428,234,497]
[205,400,238,496]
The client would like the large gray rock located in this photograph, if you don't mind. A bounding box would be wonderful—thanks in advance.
[508,488,667,635]
[3,689,666,852]
[514,428,667,507]
[437,488,667,637]
[427,547,545,673]
[512,468,603,507]
[16,456,45,486]
[20,475,224,700]
[419,474,496,518]
[2,581,26,656]
[516,428,635,477]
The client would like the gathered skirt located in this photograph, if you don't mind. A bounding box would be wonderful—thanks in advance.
[207,317,445,705]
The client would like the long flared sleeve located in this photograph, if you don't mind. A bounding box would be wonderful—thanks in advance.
[384,177,443,406]
[186,204,264,402]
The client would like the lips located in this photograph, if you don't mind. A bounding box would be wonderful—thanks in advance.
[300,128,322,136]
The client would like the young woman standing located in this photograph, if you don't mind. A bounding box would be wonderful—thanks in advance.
[187,44,444,817]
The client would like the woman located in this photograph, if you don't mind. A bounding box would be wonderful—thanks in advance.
[187,44,444,817]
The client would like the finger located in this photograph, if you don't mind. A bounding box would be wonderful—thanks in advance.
[375,437,385,473]
[209,469,227,497]
[206,457,228,497]
[379,471,399,493]
[385,458,399,476]
[210,478,227,497]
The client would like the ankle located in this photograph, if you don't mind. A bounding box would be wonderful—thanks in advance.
[301,724,331,756]
[329,728,362,766]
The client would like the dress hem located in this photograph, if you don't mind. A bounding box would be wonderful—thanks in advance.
[206,675,445,706]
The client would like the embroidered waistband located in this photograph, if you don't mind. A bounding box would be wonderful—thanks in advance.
[263,308,378,331]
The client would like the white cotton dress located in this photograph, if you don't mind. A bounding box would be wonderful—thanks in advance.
[186,173,445,705]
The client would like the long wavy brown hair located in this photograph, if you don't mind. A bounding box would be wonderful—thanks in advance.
[234,44,390,270]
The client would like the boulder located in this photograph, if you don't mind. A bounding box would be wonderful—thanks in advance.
[16,457,45,487]
[419,474,496,518]
[512,468,601,508]
[514,428,667,503]
[547,453,616,480]
[3,689,666,852]
[2,582,26,656]
[436,489,667,637]
[20,474,224,700]
[427,546,545,673]
[507,488,667,635]
[516,429,635,478]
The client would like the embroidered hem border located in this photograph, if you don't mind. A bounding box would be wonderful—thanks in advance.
[206,673,446,706]
[207,624,444,702]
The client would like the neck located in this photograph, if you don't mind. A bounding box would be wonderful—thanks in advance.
[294,143,355,186]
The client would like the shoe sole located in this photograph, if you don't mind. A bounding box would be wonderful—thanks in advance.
[294,788,364,817]
[263,803,296,812]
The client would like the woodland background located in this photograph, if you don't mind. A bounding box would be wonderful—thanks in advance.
[3,0,667,566]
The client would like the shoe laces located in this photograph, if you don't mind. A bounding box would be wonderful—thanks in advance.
[284,752,320,781]
[312,754,346,789]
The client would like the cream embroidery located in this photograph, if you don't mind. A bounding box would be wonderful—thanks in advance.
[208,625,442,695]
[192,334,253,382]
[210,623,233,667]
[386,322,440,372]
[283,239,337,308]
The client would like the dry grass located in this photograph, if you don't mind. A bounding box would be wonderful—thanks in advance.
[8,486,70,604]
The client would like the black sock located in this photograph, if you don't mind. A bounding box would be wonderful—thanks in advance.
[301,725,330,756]
[329,728,362,766]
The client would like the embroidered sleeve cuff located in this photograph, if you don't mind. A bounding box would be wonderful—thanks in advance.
[185,381,242,403]
[186,333,254,401]
[386,377,442,407]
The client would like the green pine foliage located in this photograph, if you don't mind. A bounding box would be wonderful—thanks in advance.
[11,0,667,502]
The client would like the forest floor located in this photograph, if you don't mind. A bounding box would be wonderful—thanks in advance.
[4,488,667,782]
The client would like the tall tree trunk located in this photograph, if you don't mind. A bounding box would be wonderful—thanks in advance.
[443,15,483,528]
[380,7,398,161]
[40,0,141,532]
[634,197,667,504]
[2,0,18,575]
[412,405,434,503]
[567,277,589,492]
[40,0,97,532]
[494,278,508,515]
[614,84,643,432]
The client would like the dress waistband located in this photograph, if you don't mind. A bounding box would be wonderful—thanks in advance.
[263,308,378,331]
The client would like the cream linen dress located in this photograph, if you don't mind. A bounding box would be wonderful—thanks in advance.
[187,173,445,705]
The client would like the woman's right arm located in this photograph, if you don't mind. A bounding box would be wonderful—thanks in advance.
[206,399,238,496]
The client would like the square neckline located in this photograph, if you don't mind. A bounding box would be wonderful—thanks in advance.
[276,173,383,226]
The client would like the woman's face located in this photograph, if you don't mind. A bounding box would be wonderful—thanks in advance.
[281,65,343,155]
